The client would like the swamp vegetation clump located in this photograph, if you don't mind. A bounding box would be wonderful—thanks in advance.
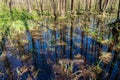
[0,0,120,80]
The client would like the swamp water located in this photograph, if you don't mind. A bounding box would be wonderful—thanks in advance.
[0,15,120,80]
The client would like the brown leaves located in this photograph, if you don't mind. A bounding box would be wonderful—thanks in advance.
[99,52,112,64]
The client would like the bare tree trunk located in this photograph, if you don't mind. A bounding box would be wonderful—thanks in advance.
[60,0,62,15]
[78,0,80,10]
[50,0,58,20]
[71,0,74,12]
[58,0,60,13]
[40,0,43,15]
[4,0,8,5]
[26,0,32,13]
[9,0,13,12]
[95,0,102,13]
[85,0,87,11]
[99,0,102,12]
[9,0,13,19]
[103,0,111,12]
[71,0,74,11]
[89,0,92,11]
[35,0,39,10]
[117,0,120,20]
[65,0,67,12]
[102,0,110,12]
[109,0,114,12]
[61,0,65,17]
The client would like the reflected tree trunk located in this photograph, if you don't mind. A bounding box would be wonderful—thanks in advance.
[70,18,74,59]
[5,56,13,80]
[54,22,58,63]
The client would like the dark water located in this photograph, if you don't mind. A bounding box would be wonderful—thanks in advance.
[0,15,120,80]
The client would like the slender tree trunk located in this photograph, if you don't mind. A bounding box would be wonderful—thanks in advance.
[9,0,13,12]
[103,0,111,12]
[85,0,87,11]
[9,0,13,19]
[95,0,102,13]
[99,0,102,12]
[60,0,62,15]
[117,0,120,20]
[109,0,114,12]
[71,0,74,12]
[65,0,67,12]
[50,0,58,20]
[78,0,80,10]
[61,0,65,17]
[40,0,43,15]
[35,0,39,10]
[102,0,110,12]
[58,0,60,13]
[4,0,8,6]
[70,18,74,59]
[26,0,32,13]
[89,0,92,11]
